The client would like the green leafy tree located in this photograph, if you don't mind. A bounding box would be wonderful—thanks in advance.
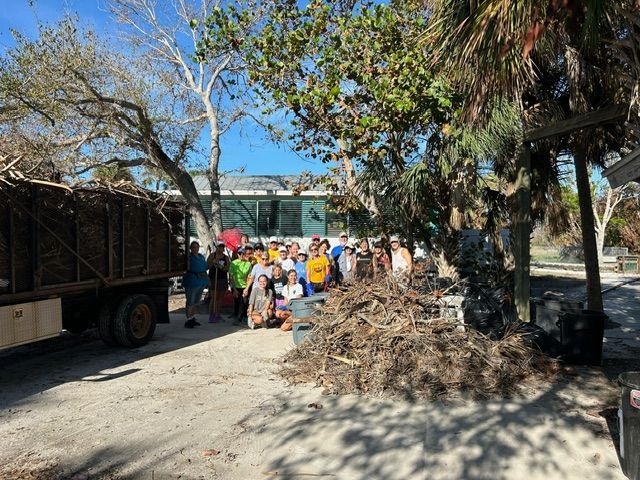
[203,0,520,277]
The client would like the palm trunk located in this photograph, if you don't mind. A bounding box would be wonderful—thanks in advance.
[573,141,603,311]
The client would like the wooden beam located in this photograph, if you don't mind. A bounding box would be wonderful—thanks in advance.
[523,104,627,142]
[514,144,532,322]
[602,147,640,188]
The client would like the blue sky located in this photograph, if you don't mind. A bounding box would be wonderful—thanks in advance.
[0,0,326,176]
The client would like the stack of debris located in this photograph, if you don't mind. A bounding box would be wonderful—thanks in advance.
[281,278,558,399]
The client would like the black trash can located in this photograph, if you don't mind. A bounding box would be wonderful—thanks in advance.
[533,296,583,343]
[557,309,607,365]
[618,371,640,480]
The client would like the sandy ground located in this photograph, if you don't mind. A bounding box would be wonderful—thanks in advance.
[0,273,638,480]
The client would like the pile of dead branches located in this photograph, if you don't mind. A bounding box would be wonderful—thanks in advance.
[281,279,558,400]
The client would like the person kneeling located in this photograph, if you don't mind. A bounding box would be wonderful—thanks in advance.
[247,275,273,329]
[278,269,304,332]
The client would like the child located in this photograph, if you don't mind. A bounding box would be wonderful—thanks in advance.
[271,264,287,309]
[278,269,304,331]
[247,274,273,329]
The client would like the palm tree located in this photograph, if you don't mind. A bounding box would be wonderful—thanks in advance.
[427,0,635,311]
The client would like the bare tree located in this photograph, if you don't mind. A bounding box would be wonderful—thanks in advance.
[109,0,262,242]
[593,184,635,264]
[0,2,262,246]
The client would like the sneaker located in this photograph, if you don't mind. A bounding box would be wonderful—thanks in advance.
[247,316,256,330]
[208,314,218,324]
[184,318,196,328]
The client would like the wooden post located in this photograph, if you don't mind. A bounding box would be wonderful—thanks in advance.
[514,143,532,322]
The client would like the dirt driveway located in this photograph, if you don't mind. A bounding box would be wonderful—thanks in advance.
[0,285,634,480]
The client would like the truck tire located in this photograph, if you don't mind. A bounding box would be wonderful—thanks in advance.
[98,299,119,346]
[113,294,157,348]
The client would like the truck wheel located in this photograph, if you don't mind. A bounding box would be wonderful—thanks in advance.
[113,294,157,348]
[98,299,118,346]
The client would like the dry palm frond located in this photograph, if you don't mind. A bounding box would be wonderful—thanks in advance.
[281,279,558,400]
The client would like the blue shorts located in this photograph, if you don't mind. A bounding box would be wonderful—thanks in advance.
[185,285,206,309]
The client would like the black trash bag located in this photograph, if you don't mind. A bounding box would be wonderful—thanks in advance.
[462,284,508,336]
[494,321,561,356]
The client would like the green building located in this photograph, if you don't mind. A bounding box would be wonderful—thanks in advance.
[174,175,374,241]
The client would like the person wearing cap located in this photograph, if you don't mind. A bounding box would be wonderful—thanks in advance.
[355,238,374,280]
[306,242,330,293]
[373,240,391,277]
[207,240,230,323]
[278,245,296,272]
[338,243,356,282]
[390,235,412,284]
[285,240,292,254]
[310,233,321,245]
[228,247,253,324]
[267,236,280,263]
[331,232,349,283]
[295,250,308,294]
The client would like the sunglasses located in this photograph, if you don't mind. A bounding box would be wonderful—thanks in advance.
[261,256,269,260]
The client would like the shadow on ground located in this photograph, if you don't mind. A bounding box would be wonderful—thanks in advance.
[224,366,624,480]
[0,310,242,409]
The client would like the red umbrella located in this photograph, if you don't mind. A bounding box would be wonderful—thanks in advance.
[218,228,243,253]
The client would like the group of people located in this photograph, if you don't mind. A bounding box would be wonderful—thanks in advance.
[182,232,413,330]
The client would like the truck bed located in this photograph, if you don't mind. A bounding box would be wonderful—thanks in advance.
[0,179,187,305]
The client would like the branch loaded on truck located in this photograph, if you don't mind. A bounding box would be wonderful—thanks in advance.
[0,178,188,349]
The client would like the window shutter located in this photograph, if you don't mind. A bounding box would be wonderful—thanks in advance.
[222,199,257,236]
[302,200,326,236]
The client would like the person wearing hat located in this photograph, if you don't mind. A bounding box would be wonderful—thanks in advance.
[390,235,412,284]
[355,238,374,280]
[310,233,321,246]
[228,247,253,324]
[207,240,230,323]
[267,236,280,263]
[295,250,308,294]
[277,245,296,272]
[306,242,330,293]
[373,240,391,277]
[337,243,356,282]
[331,231,349,283]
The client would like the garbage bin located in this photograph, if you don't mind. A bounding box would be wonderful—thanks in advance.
[289,295,325,318]
[618,371,640,480]
[533,296,583,342]
[558,309,607,365]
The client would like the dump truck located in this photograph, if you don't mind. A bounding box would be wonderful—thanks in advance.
[0,178,187,349]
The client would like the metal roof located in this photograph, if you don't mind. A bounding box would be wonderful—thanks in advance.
[192,175,317,192]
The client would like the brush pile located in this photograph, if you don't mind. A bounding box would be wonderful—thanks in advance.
[281,279,558,400]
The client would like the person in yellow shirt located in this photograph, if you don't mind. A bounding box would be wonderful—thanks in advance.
[306,244,330,293]
[253,243,265,264]
[267,236,280,263]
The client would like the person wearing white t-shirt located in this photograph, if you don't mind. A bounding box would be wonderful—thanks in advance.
[277,246,296,272]
[278,269,304,331]
[390,235,412,284]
